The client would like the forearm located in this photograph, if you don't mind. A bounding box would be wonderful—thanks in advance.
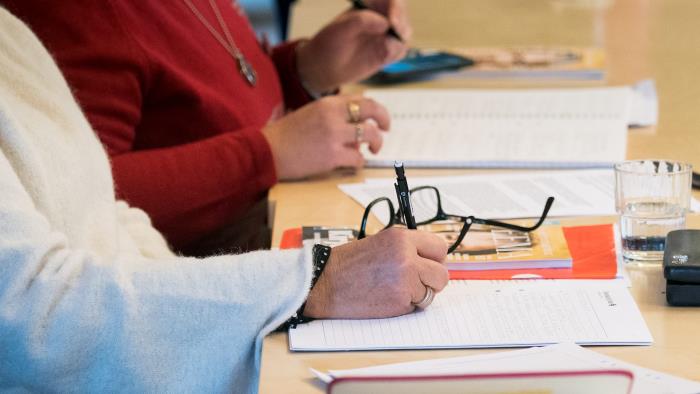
[0,177,312,391]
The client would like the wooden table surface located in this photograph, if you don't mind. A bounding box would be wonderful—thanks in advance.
[260,0,700,391]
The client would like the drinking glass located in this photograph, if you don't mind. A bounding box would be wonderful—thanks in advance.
[615,160,692,263]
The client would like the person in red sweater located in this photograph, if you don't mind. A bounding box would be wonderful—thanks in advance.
[4,0,410,255]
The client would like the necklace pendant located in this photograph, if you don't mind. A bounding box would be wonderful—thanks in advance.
[236,55,257,87]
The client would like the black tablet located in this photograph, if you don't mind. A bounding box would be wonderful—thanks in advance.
[367,50,474,84]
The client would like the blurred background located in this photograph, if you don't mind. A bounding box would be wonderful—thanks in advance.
[239,0,296,44]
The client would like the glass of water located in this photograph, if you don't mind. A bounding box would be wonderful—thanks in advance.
[615,160,692,263]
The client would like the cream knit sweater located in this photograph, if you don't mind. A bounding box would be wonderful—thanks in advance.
[0,8,312,393]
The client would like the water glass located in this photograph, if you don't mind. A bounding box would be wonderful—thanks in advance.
[615,160,692,262]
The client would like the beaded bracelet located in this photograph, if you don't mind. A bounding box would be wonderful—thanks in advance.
[278,244,332,330]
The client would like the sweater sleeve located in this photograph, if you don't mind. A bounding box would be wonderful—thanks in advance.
[270,40,316,110]
[109,128,277,249]
[3,1,278,249]
[0,149,312,393]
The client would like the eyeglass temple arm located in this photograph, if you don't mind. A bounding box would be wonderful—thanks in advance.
[472,196,555,232]
[447,217,474,254]
[358,197,397,239]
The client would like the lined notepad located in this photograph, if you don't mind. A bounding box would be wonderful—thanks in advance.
[289,280,652,351]
[363,86,632,168]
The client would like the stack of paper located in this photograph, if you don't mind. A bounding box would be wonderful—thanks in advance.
[313,343,700,394]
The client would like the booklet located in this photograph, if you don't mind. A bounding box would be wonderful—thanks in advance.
[422,221,572,271]
[448,46,606,80]
[449,224,618,280]
[282,224,572,271]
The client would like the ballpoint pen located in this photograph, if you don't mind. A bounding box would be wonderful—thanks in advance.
[394,161,416,229]
[350,0,404,42]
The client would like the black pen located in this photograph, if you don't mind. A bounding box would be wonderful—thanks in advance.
[394,161,417,229]
[350,0,404,42]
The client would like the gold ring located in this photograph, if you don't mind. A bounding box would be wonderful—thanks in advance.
[412,286,434,309]
[347,101,361,123]
[354,123,364,143]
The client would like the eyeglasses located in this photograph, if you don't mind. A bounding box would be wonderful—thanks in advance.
[358,185,555,254]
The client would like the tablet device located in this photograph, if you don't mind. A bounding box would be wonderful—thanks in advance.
[367,50,474,84]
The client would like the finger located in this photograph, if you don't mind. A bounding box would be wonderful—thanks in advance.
[343,10,390,35]
[410,280,430,306]
[343,121,384,154]
[333,146,365,169]
[408,230,449,263]
[354,96,391,130]
[414,256,450,293]
[387,0,412,40]
[360,120,384,154]
[384,38,407,63]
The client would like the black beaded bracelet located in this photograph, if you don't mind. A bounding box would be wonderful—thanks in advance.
[278,244,332,331]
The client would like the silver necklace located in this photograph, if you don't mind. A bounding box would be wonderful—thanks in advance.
[183,0,257,86]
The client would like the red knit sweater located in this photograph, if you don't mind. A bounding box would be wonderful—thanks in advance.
[5,0,313,249]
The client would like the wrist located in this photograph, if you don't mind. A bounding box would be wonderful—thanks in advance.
[261,123,288,180]
[301,244,335,318]
[281,244,332,328]
[295,39,338,96]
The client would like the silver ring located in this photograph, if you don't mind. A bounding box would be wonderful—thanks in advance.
[347,101,361,123]
[354,123,364,143]
[412,286,434,309]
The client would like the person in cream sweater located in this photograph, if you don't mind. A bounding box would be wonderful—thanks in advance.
[0,7,448,393]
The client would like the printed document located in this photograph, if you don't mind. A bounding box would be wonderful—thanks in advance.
[312,343,700,394]
[363,86,632,168]
[289,280,651,351]
[340,169,617,224]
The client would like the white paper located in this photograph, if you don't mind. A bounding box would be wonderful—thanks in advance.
[363,87,631,168]
[289,280,652,351]
[340,169,617,225]
[629,79,659,127]
[318,343,700,394]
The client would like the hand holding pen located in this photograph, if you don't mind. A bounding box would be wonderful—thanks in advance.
[350,0,405,42]
[295,0,410,94]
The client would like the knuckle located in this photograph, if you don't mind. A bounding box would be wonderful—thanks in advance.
[330,145,346,157]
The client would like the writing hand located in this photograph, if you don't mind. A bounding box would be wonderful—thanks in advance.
[304,228,449,319]
[296,0,412,94]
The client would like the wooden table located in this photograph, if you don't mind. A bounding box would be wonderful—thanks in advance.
[260,1,700,391]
